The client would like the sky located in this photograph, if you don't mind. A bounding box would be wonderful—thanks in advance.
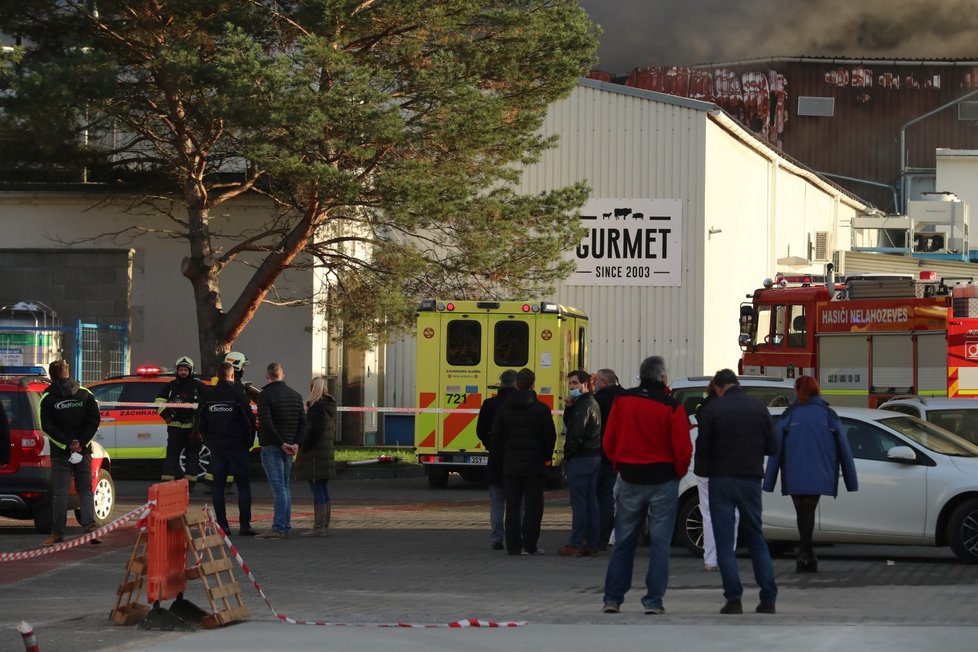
[579,0,978,74]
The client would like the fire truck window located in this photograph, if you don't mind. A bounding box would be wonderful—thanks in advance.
[447,320,481,366]
[770,305,786,345]
[494,321,528,367]
[754,306,772,346]
[787,306,807,347]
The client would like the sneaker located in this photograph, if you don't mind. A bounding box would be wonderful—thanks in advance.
[557,545,584,557]
[720,600,743,615]
[602,601,620,614]
[525,548,545,555]
[238,527,258,537]
[644,606,666,615]
[756,601,777,614]
[704,565,719,572]
[582,546,599,557]
[255,530,285,539]
[491,542,504,550]
[42,534,64,547]
[84,526,102,545]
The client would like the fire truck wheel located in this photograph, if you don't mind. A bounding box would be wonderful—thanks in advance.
[676,494,705,556]
[948,499,978,563]
[427,472,449,489]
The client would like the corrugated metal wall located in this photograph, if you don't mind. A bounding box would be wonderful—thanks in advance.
[384,80,869,407]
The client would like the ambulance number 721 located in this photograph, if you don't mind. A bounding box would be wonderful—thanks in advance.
[444,393,467,405]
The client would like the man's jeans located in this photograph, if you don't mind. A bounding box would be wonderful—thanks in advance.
[51,452,94,536]
[565,454,601,548]
[210,449,253,533]
[488,483,505,545]
[261,447,294,534]
[603,478,678,610]
[709,475,778,604]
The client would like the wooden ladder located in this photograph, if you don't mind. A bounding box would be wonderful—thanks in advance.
[184,508,249,628]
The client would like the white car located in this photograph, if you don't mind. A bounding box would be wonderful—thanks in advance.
[669,375,796,421]
[676,407,978,564]
[878,396,978,446]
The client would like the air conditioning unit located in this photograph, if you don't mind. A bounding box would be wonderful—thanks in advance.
[908,192,968,253]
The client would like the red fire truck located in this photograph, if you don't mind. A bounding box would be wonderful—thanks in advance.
[738,271,978,407]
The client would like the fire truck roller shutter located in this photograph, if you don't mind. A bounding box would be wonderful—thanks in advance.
[917,333,948,396]
[818,334,870,407]
[872,334,914,394]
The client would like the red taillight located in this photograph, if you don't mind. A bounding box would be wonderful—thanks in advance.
[137,365,161,376]
[445,303,455,312]
[16,430,49,467]
[521,304,530,312]
[419,454,437,463]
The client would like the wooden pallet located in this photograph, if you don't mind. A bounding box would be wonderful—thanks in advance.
[184,508,249,628]
[109,529,151,625]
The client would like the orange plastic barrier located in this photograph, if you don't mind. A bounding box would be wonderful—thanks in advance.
[145,479,190,604]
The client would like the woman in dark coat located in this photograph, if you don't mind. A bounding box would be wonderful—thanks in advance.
[295,376,337,536]
[763,375,858,572]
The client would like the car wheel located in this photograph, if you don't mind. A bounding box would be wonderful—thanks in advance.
[32,495,53,534]
[947,498,978,563]
[76,469,116,527]
[427,472,449,488]
[677,494,705,556]
[180,444,210,480]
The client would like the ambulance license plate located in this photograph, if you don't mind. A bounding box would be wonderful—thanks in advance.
[467,455,488,465]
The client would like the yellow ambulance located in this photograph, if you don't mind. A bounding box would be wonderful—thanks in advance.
[414,300,589,488]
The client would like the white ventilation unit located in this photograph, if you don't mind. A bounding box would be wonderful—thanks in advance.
[813,231,831,261]
[797,96,835,117]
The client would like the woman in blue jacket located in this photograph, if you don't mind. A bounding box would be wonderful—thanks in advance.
[763,376,858,572]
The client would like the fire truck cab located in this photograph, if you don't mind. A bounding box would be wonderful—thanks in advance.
[739,273,978,407]
[414,300,589,488]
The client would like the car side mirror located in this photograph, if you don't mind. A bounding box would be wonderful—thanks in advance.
[887,445,917,463]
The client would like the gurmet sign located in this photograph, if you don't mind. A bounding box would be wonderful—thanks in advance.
[567,198,683,286]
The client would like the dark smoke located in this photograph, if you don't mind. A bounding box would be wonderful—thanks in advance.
[580,0,978,74]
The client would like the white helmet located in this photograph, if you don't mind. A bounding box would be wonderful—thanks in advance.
[175,356,194,373]
[225,351,248,371]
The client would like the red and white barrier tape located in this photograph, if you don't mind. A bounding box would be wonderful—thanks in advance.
[200,506,526,628]
[102,401,562,415]
[0,501,155,563]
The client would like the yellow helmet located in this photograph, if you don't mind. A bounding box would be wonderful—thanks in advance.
[224,351,249,371]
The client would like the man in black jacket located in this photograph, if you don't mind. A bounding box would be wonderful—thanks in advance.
[256,362,307,539]
[696,369,778,615]
[491,368,556,556]
[559,369,602,557]
[39,359,101,546]
[593,368,624,548]
[476,369,517,551]
[197,362,257,536]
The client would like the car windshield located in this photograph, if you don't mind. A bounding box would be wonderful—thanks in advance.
[923,409,978,445]
[671,385,797,416]
[879,415,978,457]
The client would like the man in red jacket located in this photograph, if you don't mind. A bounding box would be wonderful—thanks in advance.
[601,355,691,615]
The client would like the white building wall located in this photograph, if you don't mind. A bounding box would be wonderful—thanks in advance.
[384,80,869,406]
[0,192,313,383]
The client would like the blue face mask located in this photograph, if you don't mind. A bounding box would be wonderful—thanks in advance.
[569,388,582,399]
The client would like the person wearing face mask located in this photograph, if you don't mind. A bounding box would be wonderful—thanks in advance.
[39,359,101,547]
[558,369,603,557]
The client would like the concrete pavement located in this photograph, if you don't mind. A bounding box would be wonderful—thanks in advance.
[2,475,977,651]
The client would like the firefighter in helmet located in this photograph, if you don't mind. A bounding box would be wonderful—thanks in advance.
[154,356,207,487]
[225,351,261,402]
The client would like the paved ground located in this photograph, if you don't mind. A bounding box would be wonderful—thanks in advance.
[2,474,978,651]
